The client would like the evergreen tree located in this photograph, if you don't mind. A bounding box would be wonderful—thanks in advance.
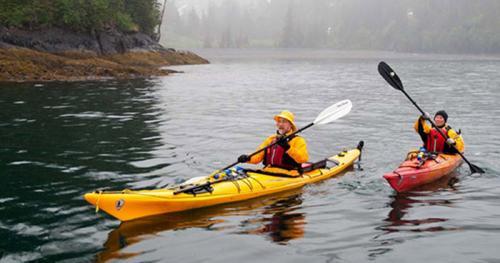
[0,0,161,37]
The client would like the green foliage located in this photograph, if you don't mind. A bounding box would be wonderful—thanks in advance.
[0,0,161,36]
[56,0,85,29]
[0,1,26,27]
[115,12,136,32]
[124,0,161,36]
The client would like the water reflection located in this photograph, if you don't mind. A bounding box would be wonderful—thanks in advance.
[2,51,500,261]
[0,80,168,261]
[96,189,306,261]
[238,194,305,245]
[368,172,462,259]
[382,171,461,233]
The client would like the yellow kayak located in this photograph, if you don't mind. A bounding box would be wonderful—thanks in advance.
[84,142,363,221]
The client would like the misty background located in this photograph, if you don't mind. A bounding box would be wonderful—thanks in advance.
[160,0,500,54]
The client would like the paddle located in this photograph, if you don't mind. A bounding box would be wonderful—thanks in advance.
[174,99,353,195]
[377,61,484,174]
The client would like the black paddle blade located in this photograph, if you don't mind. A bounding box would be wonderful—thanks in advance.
[469,163,485,174]
[378,61,404,91]
[357,140,364,151]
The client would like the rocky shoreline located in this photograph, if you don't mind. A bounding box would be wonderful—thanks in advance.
[0,27,209,82]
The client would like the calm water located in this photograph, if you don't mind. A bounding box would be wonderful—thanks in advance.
[1,49,500,262]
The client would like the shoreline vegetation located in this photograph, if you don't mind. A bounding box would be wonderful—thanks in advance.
[0,0,209,82]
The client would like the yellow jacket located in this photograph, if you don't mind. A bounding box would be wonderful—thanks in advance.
[414,117,465,153]
[249,133,308,165]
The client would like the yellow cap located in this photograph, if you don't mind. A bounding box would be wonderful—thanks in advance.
[274,110,297,132]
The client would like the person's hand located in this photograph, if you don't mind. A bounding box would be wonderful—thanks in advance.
[446,138,456,145]
[422,112,432,121]
[276,136,290,150]
[237,154,250,163]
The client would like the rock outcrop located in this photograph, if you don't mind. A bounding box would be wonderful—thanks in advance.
[0,27,165,55]
[0,27,209,82]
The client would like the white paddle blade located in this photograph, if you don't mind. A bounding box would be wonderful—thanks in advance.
[313,99,352,125]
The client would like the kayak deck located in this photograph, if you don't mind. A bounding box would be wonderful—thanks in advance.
[384,152,463,192]
[85,145,361,221]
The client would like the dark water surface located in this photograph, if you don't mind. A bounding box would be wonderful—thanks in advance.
[1,49,500,262]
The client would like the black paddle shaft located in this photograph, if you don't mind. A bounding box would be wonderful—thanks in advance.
[378,61,484,174]
[174,122,315,195]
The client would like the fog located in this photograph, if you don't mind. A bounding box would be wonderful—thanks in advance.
[160,0,500,54]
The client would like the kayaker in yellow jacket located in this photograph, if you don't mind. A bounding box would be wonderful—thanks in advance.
[237,110,308,170]
[414,110,464,154]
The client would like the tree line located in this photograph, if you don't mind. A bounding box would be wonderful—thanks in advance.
[163,0,500,54]
[0,0,161,37]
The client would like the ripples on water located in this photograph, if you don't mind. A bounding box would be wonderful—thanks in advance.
[1,49,499,262]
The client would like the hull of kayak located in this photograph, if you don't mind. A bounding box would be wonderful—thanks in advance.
[384,153,463,192]
[84,147,361,221]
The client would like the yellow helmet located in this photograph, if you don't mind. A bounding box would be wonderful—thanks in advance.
[274,110,297,132]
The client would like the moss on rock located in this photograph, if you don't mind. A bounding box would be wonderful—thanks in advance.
[0,47,209,82]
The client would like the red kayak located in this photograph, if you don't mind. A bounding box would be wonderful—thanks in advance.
[384,152,463,192]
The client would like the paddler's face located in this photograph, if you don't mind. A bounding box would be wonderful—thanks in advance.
[434,115,445,127]
[276,117,292,135]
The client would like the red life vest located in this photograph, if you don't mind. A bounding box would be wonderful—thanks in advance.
[426,127,448,152]
[263,135,299,170]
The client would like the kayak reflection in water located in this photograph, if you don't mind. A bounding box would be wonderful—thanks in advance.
[414,110,465,154]
[247,212,305,244]
[382,172,460,234]
[239,193,305,245]
[384,192,449,233]
[238,110,309,173]
[96,190,306,261]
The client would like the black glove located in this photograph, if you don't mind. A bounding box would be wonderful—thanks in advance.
[276,136,290,150]
[238,154,250,163]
